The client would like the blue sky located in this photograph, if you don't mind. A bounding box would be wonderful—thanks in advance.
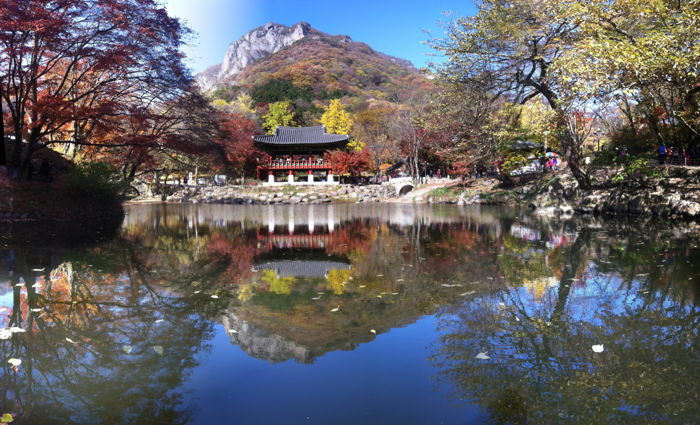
[163,0,476,74]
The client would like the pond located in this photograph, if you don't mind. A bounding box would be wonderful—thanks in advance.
[0,203,698,425]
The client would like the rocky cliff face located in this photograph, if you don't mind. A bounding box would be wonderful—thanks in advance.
[196,22,311,91]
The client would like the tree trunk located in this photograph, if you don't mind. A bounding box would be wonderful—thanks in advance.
[558,115,592,190]
[0,86,5,167]
[12,120,22,172]
[565,148,591,190]
[551,229,590,321]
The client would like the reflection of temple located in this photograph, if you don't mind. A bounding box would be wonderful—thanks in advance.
[254,212,352,279]
[253,257,351,279]
[122,203,506,237]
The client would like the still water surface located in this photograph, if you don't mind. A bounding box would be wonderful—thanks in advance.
[0,204,698,424]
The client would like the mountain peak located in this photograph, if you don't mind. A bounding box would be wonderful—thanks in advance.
[197,22,312,91]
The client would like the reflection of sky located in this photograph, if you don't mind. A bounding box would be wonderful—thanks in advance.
[482,264,694,331]
[0,287,14,308]
[183,316,485,425]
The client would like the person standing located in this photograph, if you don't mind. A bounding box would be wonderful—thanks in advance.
[658,143,667,165]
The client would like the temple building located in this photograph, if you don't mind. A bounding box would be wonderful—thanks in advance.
[253,126,349,184]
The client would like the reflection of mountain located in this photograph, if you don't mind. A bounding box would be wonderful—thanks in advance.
[221,312,312,363]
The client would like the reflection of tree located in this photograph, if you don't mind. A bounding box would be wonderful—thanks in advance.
[0,247,215,424]
[432,228,700,424]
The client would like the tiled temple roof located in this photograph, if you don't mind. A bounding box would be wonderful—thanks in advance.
[253,126,349,146]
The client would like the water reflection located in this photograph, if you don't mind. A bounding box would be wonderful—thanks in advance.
[0,203,698,424]
[432,221,699,425]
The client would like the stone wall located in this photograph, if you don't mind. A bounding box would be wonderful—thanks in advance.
[162,184,397,205]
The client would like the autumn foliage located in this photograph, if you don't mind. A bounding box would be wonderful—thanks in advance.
[324,149,372,177]
[0,0,194,179]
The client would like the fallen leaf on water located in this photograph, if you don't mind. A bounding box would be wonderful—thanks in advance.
[210,295,219,299]
[7,358,21,367]
[311,296,321,300]
[376,295,382,298]
[475,352,490,360]
[65,338,78,344]
[370,329,376,334]
[122,345,133,354]
[1,412,13,423]
[193,290,201,294]
[153,346,164,355]
[330,306,340,312]
[592,344,604,353]
[391,292,399,295]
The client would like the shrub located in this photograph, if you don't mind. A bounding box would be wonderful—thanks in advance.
[64,162,127,201]
[610,156,662,184]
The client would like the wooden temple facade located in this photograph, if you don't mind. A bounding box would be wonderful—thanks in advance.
[253,126,349,184]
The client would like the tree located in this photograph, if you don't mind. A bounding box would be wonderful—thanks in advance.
[262,100,296,134]
[0,0,192,177]
[554,0,700,144]
[321,99,352,135]
[352,108,398,174]
[321,99,362,151]
[211,112,260,181]
[324,148,372,178]
[431,0,593,188]
[83,91,218,187]
[392,97,434,181]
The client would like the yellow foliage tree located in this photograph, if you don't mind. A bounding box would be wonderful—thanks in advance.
[262,100,296,134]
[321,99,352,134]
[321,99,366,150]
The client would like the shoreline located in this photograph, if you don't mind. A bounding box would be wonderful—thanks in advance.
[127,166,700,220]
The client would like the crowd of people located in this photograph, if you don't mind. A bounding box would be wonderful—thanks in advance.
[657,144,700,166]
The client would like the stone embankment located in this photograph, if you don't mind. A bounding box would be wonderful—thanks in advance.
[458,167,700,219]
[162,184,397,205]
